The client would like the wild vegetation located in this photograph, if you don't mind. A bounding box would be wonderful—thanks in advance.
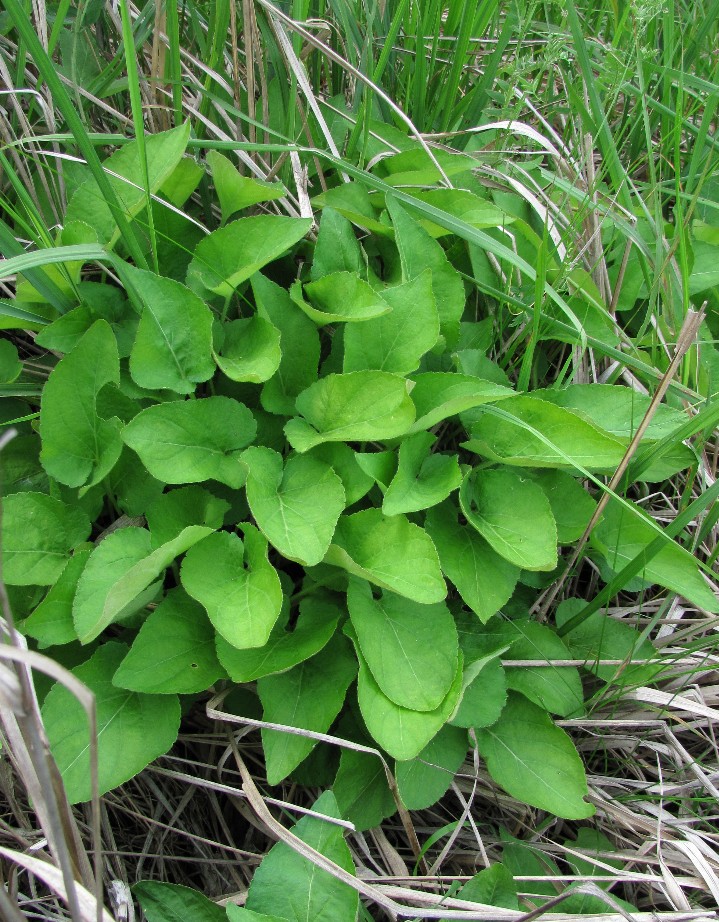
[0,1,718,920]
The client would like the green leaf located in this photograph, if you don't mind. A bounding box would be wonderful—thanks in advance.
[425,502,519,623]
[207,150,285,223]
[408,372,513,433]
[556,598,660,686]
[252,273,320,416]
[464,395,626,471]
[113,588,225,694]
[1,492,90,586]
[310,208,363,280]
[216,595,342,682]
[42,642,180,803]
[181,527,283,649]
[395,725,468,810]
[352,632,463,761]
[314,183,390,236]
[285,371,416,453]
[0,339,21,382]
[73,525,213,643]
[146,486,230,547]
[343,271,439,374]
[348,578,458,711]
[458,864,520,910]
[450,655,507,729]
[245,791,359,922]
[292,273,391,325]
[258,635,357,784]
[475,692,594,819]
[64,123,191,247]
[133,881,226,922]
[126,267,214,394]
[406,189,511,238]
[122,397,255,488]
[459,468,558,571]
[591,500,719,612]
[39,320,123,487]
[243,447,345,566]
[23,549,91,646]
[105,447,164,517]
[386,197,465,343]
[525,469,596,544]
[214,316,282,383]
[333,749,395,831]
[226,908,286,922]
[382,431,462,515]
[187,216,312,297]
[491,620,585,718]
[307,443,373,507]
[325,508,446,604]
[354,449,396,491]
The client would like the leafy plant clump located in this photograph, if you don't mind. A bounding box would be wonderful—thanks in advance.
[2,119,718,913]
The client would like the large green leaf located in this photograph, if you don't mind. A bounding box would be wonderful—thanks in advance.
[243,447,345,566]
[308,443,373,506]
[425,501,519,623]
[343,272,439,373]
[39,320,122,487]
[245,791,359,922]
[459,468,558,571]
[214,316,282,384]
[207,150,285,223]
[292,273,390,325]
[252,273,320,416]
[187,216,312,297]
[591,500,719,612]
[145,485,230,547]
[181,527,283,649]
[1,492,90,586]
[408,372,513,432]
[258,635,357,784]
[112,588,225,694]
[126,267,214,393]
[332,749,396,831]
[395,725,468,810]
[464,395,626,470]
[133,881,226,922]
[352,634,463,761]
[347,578,458,711]
[122,397,255,488]
[475,692,594,819]
[285,371,415,453]
[324,508,446,604]
[382,431,462,515]
[23,549,91,646]
[216,595,342,682]
[525,469,596,544]
[73,525,212,643]
[41,642,180,803]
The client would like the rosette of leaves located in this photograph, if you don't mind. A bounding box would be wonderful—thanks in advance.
[3,125,715,841]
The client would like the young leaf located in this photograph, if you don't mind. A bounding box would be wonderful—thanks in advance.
[207,150,285,223]
[325,508,446,604]
[459,468,558,571]
[475,692,594,819]
[343,271,439,374]
[245,791,359,922]
[39,320,123,487]
[133,881,226,922]
[243,447,346,566]
[333,749,396,831]
[310,208,363,280]
[292,273,390,325]
[23,549,91,647]
[122,397,255,488]
[258,635,357,784]
[41,642,180,803]
[425,501,519,623]
[382,431,462,515]
[216,595,342,682]
[181,527,283,649]
[73,525,213,643]
[458,864,520,910]
[408,372,513,432]
[146,485,230,547]
[395,725,468,810]
[112,588,225,694]
[214,316,282,384]
[347,578,458,711]
[252,273,320,416]
[285,371,415,453]
[352,634,463,761]
[187,216,312,297]
[0,339,22,382]
[450,655,507,729]
[126,267,214,394]
[1,492,90,586]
